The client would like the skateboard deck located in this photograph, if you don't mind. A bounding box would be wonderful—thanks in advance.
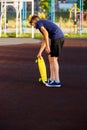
[35,57,47,83]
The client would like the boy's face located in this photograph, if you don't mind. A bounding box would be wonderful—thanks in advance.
[31,20,36,28]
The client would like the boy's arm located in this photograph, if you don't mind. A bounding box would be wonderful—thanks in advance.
[40,26,50,54]
[37,40,46,58]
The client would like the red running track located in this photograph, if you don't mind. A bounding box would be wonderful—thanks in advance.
[0,38,87,130]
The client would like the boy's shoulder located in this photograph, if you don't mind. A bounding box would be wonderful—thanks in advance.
[37,19,50,23]
[36,19,53,27]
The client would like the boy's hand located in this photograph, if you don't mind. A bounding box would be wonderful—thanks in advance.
[45,46,50,54]
[37,52,42,59]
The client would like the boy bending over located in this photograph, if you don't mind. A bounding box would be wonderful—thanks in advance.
[29,15,64,87]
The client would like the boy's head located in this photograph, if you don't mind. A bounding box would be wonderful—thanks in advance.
[29,15,40,28]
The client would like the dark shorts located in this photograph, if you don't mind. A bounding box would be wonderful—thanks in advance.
[50,37,64,57]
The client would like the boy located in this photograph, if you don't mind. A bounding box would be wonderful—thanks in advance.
[29,15,64,87]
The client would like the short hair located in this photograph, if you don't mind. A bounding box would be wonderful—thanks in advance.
[29,15,40,24]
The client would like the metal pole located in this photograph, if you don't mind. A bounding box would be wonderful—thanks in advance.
[74,3,77,22]
[4,0,6,34]
[0,0,2,37]
[16,1,18,37]
[32,0,34,38]
[52,0,55,22]
[22,2,25,33]
[22,1,27,34]
[0,0,3,37]
[81,0,83,30]
[20,1,22,34]
[24,2,27,34]
[80,0,83,34]
[49,0,55,22]
[25,2,27,19]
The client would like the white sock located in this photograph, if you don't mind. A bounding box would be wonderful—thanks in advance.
[55,80,60,83]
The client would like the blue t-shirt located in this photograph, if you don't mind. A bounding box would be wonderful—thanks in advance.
[36,19,64,40]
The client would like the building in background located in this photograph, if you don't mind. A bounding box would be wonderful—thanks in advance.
[57,0,77,11]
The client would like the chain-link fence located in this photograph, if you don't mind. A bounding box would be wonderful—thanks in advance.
[0,1,87,37]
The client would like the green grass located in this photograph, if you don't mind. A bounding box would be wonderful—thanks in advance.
[1,33,42,38]
[65,33,87,38]
[1,33,87,38]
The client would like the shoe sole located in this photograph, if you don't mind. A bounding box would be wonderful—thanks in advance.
[43,81,52,86]
[46,84,61,87]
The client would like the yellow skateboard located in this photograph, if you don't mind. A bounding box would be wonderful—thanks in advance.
[35,57,47,83]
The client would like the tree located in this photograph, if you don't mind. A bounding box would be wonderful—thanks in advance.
[77,0,87,11]
[77,0,80,8]
[39,0,49,13]
[83,0,87,11]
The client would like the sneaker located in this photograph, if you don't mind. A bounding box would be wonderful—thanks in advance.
[46,81,61,87]
[43,79,53,85]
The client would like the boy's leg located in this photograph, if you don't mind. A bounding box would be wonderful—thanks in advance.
[52,57,60,82]
[48,55,60,82]
[48,38,64,83]
[48,55,55,80]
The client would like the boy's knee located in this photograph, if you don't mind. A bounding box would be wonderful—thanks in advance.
[50,57,57,63]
